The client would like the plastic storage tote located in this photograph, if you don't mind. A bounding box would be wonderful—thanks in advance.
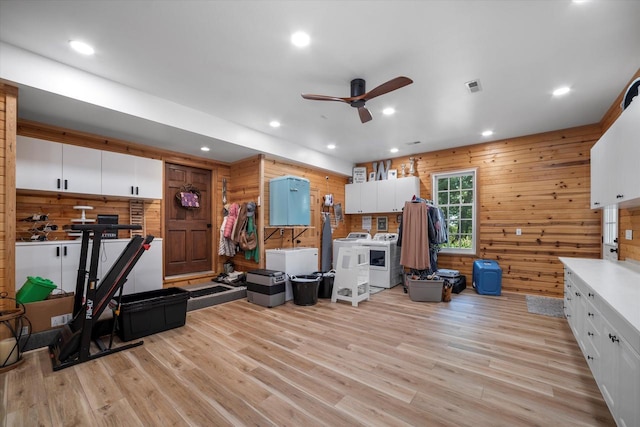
[405,275,443,302]
[269,176,310,226]
[16,276,57,304]
[472,260,502,295]
[115,288,189,341]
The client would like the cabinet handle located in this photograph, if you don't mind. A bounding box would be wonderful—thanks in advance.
[616,194,624,199]
[588,332,594,337]
[567,297,572,301]
[588,292,594,298]
[64,179,68,190]
[608,333,619,343]
[57,178,61,189]
[594,202,600,206]
[63,246,67,256]
[575,291,581,297]
[588,312,594,317]
[587,355,594,360]
[610,248,618,253]
[56,246,60,257]
[131,186,135,195]
[566,314,571,318]
[136,186,139,195]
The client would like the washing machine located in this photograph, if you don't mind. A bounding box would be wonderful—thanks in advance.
[358,233,402,288]
[332,232,371,269]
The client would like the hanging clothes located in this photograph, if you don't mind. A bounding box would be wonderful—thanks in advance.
[244,215,259,262]
[219,215,237,257]
[321,212,333,271]
[400,201,430,270]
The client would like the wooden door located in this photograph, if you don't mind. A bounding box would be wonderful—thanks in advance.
[165,163,212,276]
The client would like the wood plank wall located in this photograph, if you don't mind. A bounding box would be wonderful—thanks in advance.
[354,124,601,297]
[600,68,640,262]
[0,84,18,305]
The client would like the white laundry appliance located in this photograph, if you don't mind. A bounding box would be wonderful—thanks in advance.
[358,233,402,288]
[332,232,371,270]
[265,247,318,301]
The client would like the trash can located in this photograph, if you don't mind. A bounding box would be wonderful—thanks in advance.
[290,275,321,306]
[314,271,335,299]
[16,276,57,304]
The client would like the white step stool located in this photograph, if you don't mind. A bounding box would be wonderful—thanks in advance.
[331,246,370,307]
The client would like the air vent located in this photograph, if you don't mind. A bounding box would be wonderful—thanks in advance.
[465,79,482,93]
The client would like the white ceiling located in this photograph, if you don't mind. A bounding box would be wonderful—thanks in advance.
[1,0,639,176]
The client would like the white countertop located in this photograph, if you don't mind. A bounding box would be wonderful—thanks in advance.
[560,257,640,338]
[17,237,162,246]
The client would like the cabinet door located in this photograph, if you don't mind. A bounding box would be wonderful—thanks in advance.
[590,140,612,208]
[394,177,419,211]
[60,242,83,293]
[617,99,640,207]
[99,240,137,295]
[134,239,163,293]
[616,337,640,427]
[376,180,396,213]
[15,244,63,291]
[16,136,63,192]
[62,144,102,195]
[345,183,361,214]
[101,151,137,197]
[134,157,163,199]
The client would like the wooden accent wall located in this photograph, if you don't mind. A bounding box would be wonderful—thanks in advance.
[600,68,640,263]
[1,84,18,302]
[355,124,601,297]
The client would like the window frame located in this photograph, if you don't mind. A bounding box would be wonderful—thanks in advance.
[432,168,478,255]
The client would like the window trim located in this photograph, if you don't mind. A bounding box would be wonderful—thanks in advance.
[432,168,478,255]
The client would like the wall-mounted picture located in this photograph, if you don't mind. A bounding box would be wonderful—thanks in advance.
[353,166,367,183]
[377,216,388,231]
[369,172,376,181]
[388,169,398,179]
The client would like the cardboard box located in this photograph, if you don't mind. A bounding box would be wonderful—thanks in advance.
[23,293,74,334]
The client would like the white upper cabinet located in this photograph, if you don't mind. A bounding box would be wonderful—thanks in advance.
[101,151,163,199]
[17,135,162,199]
[591,99,640,208]
[346,176,419,214]
[16,135,101,195]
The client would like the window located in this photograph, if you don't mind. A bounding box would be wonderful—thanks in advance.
[433,169,477,254]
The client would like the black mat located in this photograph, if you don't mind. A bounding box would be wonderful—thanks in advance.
[189,286,230,298]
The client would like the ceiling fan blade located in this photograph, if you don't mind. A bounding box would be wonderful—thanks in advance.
[301,94,350,103]
[358,106,372,123]
[363,76,413,101]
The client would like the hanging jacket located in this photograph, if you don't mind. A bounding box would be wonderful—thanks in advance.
[224,203,239,239]
[244,216,259,262]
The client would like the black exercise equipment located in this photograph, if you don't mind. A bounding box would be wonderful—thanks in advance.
[49,224,154,371]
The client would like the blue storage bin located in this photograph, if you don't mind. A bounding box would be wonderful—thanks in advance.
[269,176,310,226]
[472,260,502,295]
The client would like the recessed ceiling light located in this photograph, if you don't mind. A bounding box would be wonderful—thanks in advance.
[553,86,571,96]
[383,107,395,116]
[269,120,281,128]
[390,148,399,153]
[69,40,95,55]
[200,146,210,152]
[327,144,336,150]
[291,31,310,47]
[482,130,494,137]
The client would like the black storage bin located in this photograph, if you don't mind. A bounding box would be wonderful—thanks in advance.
[290,275,321,306]
[314,271,335,299]
[116,288,189,341]
[446,275,467,294]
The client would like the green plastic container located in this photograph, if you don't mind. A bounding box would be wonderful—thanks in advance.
[16,276,57,304]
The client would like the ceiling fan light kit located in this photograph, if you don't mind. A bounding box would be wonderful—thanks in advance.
[301,76,413,123]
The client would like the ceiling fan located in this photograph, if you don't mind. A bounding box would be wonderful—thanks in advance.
[301,76,413,123]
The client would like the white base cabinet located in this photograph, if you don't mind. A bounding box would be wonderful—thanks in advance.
[562,259,640,427]
[346,176,419,214]
[16,239,163,296]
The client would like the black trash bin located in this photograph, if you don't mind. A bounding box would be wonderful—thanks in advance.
[314,271,335,299]
[290,275,322,306]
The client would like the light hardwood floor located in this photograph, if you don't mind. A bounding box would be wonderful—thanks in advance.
[1,287,615,426]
